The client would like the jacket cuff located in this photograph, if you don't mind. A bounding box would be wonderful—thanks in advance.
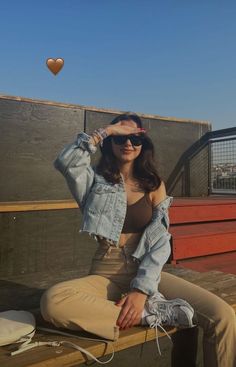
[76,132,97,154]
[130,276,158,297]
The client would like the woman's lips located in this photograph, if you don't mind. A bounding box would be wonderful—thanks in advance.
[121,149,133,153]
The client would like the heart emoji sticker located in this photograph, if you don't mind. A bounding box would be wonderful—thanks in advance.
[46,58,64,75]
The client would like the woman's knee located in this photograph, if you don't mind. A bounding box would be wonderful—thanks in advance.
[200,297,235,333]
[40,280,79,321]
[40,276,101,320]
[215,301,235,328]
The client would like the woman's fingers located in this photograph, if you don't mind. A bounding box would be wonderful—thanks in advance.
[124,312,142,329]
[120,308,143,329]
[122,311,137,329]
[117,303,130,325]
[125,311,137,329]
[119,308,136,329]
[112,124,146,136]
[115,296,127,307]
[117,305,130,326]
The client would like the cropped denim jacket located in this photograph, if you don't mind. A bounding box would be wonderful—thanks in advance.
[54,132,174,296]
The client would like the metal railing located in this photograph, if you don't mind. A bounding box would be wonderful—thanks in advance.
[209,135,236,194]
[167,127,236,196]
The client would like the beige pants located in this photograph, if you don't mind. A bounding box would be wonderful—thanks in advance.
[40,242,236,367]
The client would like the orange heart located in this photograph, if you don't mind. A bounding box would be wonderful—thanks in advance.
[46,58,64,75]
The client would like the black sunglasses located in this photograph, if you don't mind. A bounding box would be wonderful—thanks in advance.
[112,134,144,146]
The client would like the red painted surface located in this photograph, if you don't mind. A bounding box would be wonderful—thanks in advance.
[170,220,236,237]
[169,196,236,261]
[171,230,236,259]
[169,196,236,224]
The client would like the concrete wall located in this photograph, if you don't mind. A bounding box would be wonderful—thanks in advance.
[0,95,211,201]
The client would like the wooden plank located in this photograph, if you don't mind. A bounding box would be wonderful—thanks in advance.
[0,200,78,212]
[1,197,236,218]
[170,202,236,223]
[0,325,176,367]
[172,197,236,205]
[170,221,236,260]
[170,221,236,238]
[172,232,236,260]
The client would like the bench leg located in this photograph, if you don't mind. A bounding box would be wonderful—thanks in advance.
[171,326,199,367]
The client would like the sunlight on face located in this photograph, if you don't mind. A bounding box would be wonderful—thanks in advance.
[111,120,142,163]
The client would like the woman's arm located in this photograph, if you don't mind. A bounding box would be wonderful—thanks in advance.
[54,122,142,211]
[130,230,171,295]
[151,180,167,208]
[129,181,172,296]
[116,183,171,329]
[54,126,112,211]
[88,126,113,146]
[116,218,171,329]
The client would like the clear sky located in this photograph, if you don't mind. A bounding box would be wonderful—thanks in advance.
[1,0,236,130]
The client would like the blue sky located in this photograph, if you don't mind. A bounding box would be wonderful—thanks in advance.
[1,0,236,130]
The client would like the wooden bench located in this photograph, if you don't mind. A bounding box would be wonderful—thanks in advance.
[0,265,235,367]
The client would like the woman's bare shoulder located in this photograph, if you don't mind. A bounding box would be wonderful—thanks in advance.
[149,181,167,208]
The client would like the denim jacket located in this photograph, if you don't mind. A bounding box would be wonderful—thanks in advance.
[54,132,173,296]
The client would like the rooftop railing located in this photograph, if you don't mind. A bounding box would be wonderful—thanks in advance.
[167,127,236,196]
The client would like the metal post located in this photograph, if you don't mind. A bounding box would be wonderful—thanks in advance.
[208,141,212,195]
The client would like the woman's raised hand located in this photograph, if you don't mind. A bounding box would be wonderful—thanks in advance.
[106,121,146,136]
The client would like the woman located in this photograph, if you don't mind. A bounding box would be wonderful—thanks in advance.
[40,113,236,367]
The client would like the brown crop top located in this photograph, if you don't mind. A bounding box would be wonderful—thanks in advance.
[121,192,153,233]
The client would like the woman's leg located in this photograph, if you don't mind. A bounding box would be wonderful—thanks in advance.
[40,274,122,340]
[159,271,236,367]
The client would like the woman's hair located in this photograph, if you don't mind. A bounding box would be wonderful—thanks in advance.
[95,113,162,192]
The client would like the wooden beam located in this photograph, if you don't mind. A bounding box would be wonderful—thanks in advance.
[0,200,78,213]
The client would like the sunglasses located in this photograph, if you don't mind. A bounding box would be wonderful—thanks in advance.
[112,134,144,146]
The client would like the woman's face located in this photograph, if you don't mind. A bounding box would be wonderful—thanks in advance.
[111,120,142,164]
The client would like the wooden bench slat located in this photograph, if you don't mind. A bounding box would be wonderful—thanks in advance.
[170,197,236,224]
[170,221,236,238]
[0,326,176,367]
[170,221,236,260]
[0,200,78,212]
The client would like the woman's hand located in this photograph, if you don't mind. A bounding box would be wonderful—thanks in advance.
[115,290,148,329]
[105,121,146,136]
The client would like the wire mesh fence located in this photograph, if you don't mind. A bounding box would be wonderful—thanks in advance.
[209,136,236,194]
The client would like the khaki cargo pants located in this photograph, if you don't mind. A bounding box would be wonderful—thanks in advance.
[40,242,236,367]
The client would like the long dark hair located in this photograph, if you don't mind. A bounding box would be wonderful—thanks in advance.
[95,113,162,192]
